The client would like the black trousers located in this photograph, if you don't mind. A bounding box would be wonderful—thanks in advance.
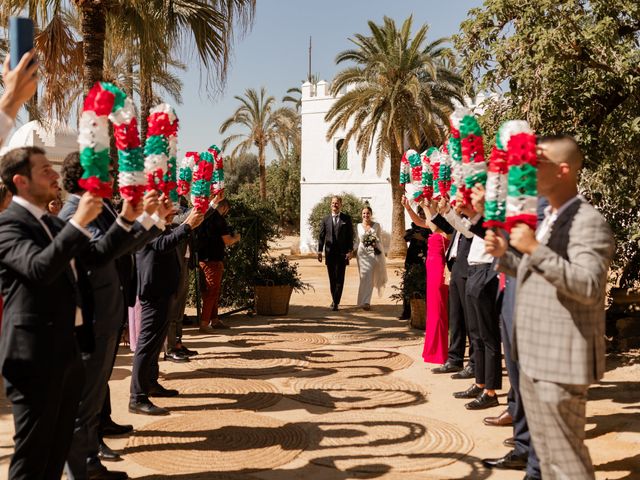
[446,263,474,367]
[5,354,84,480]
[465,264,502,390]
[326,258,347,306]
[130,296,171,401]
[500,281,541,478]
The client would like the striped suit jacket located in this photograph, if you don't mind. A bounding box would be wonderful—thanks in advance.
[498,198,615,385]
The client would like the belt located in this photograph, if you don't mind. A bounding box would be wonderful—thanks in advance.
[467,263,491,273]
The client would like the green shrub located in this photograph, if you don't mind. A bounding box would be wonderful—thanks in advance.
[187,194,281,310]
[255,254,311,292]
[307,193,365,243]
[391,263,426,303]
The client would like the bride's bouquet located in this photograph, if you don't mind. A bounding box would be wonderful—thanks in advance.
[362,230,382,255]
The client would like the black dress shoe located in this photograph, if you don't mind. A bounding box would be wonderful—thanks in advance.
[87,463,128,480]
[523,475,540,480]
[149,384,179,398]
[465,392,499,410]
[101,418,133,437]
[179,345,198,357]
[98,440,121,461]
[333,304,339,311]
[453,384,483,399]
[482,449,527,470]
[451,365,475,379]
[503,436,515,448]
[164,350,190,363]
[432,362,463,374]
[128,400,169,416]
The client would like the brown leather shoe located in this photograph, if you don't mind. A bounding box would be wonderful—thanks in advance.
[483,409,513,427]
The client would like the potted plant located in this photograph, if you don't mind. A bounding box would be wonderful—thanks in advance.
[254,255,310,315]
[391,263,426,329]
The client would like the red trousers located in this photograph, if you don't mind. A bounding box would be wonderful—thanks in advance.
[199,260,224,324]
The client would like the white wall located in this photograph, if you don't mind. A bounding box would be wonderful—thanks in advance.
[299,81,404,253]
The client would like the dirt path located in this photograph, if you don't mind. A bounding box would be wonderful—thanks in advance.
[0,237,638,479]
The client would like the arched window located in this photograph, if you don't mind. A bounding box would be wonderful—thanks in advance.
[335,138,348,170]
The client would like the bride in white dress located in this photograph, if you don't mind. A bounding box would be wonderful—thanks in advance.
[353,206,388,310]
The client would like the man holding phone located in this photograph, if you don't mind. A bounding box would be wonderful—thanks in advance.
[0,50,38,147]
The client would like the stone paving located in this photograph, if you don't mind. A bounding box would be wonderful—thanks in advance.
[0,254,638,479]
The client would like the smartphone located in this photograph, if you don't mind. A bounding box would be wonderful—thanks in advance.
[9,17,34,69]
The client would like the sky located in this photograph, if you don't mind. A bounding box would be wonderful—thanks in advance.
[175,0,484,161]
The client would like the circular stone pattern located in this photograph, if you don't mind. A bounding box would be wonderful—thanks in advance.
[325,329,424,348]
[301,411,473,473]
[303,348,413,376]
[288,376,428,410]
[152,376,280,411]
[125,411,308,474]
[187,349,308,377]
[228,331,329,351]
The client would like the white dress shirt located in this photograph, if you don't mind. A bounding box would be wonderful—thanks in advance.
[12,195,91,325]
[536,196,581,242]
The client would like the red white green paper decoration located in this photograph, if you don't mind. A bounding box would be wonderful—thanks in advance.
[78,82,128,197]
[483,144,508,229]
[500,120,538,231]
[192,150,214,213]
[400,149,424,203]
[437,145,452,199]
[110,96,145,204]
[448,107,469,205]
[177,151,197,196]
[208,144,225,195]
[420,151,433,202]
[145,103,179,196]
[459,111,487,202]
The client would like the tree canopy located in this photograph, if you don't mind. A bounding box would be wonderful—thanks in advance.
[455,0,640,287]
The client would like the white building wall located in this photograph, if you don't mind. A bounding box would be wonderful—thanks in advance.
[299,81,404,253]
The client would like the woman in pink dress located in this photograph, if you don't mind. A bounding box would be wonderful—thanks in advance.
[422,227,449,364]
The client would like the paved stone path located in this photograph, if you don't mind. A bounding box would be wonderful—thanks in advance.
[0,255,638,479]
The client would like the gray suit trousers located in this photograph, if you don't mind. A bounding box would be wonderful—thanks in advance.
[520,371,594,479]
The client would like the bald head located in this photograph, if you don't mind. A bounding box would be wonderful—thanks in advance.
[537,134,584,172]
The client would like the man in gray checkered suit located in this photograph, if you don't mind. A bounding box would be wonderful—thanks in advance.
[485,134,615,480]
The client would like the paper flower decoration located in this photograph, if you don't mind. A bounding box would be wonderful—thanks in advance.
[400,149,424,203]
[500,120,538,231]
[78,82,129,198]
[177,152,197,196]
[420,151,433,202]
[145,103,179,197]
[437,145,452,199]
[191,150,214,213]
[459,112,487,201]
[483,145,508,229]
[208,144,225,195]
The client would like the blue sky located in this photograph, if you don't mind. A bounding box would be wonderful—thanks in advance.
[176,0,483,161]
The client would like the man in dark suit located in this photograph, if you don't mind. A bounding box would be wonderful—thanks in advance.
[317,196,354,311]
[0,146,130,480]
[129,202,204,415]
[59,152,163,479]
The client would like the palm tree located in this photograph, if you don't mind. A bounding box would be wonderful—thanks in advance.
[325,16,463,257]
[220,87,286,200]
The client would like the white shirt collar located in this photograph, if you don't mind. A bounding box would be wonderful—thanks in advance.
[12,195,47,219]
[543,195,582,220]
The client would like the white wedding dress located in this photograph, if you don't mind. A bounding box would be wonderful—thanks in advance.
[354,222,388,306]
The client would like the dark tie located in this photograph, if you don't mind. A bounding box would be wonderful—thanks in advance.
[41,213,59,237]
[332,216,338,240]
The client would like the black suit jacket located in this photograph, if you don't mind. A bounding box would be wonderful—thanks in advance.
[431,214,472,275]
[0,202,128,381]
[318,212,354,263]
[136,223,192,299]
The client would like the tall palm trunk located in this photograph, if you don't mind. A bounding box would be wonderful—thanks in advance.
[79,1,106,93]
[139,73,153,146]
[258,143,267,200]
[388,146,408,258]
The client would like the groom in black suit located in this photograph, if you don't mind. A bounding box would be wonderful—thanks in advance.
[0,146,132,480]
[317,196,354,311]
